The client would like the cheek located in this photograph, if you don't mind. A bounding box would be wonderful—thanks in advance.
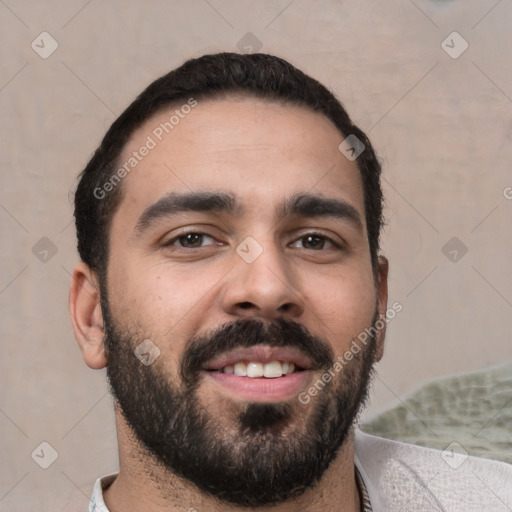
[306,266,376,352]
[106,259,221,346]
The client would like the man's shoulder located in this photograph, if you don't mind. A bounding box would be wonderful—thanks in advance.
[355,430,512,512]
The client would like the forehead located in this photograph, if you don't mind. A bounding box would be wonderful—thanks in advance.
[114,96,365,227]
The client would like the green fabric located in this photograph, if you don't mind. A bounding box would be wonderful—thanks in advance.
[361,361,512,464]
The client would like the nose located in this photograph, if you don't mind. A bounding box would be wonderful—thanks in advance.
[221,240,305,322]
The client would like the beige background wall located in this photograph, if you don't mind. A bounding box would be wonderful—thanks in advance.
[1,1,511,510]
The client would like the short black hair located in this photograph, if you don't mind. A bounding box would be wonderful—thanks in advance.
[74,52,383,280]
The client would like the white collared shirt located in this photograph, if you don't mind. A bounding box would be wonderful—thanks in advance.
[89,474,116,512]
[89,431,512,511]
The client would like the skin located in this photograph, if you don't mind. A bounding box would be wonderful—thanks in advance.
[69,96,389,512]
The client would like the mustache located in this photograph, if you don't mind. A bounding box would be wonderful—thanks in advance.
[181,318,334,385]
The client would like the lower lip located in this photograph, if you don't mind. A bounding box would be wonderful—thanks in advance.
[205,371,312,402]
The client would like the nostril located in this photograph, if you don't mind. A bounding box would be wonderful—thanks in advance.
[238,302,254,309]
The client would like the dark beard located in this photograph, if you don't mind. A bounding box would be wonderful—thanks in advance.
[102,301,377,507]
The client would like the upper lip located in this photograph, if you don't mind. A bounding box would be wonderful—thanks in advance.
[203,346,313,371]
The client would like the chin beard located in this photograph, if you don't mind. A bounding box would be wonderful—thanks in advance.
[103,307,377,507]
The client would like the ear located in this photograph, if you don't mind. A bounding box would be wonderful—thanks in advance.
[69,262,107,369]
[374,255,389,362]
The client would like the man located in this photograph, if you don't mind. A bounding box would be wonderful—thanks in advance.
[69,53,512,511]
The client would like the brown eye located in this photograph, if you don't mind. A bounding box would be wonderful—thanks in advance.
[179,233,202,247]
[291,234,335,250]
[302,235,325,249]
[170,233,216,248]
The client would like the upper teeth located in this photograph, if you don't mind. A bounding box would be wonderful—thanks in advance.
[222,361,296,378]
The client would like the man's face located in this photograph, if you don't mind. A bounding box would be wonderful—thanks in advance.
[101,96,387,506]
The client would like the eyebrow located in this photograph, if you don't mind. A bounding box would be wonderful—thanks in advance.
[134,191,238,234]
[277,193,363,230]
[133,190,363,236]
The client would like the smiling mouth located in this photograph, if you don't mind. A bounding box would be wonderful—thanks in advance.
[201,346,313,402]
[208,360,303,378]
[203,345,312,377]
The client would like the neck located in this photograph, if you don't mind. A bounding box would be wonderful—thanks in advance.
[103,412,361,512]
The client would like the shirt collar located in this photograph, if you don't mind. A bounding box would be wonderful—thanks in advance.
[91,469,372,512]
[89,474,116,512]
[355,466,373,512]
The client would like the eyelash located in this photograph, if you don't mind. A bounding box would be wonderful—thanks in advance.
[163,231,218,249]
[162,230,341,251]
[290,233,340,250]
